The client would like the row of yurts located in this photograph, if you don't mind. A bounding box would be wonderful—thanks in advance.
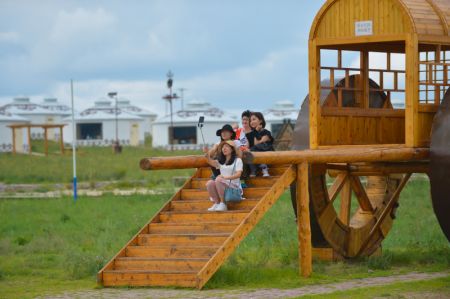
[0,97,299,152]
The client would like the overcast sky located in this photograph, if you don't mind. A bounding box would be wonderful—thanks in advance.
[0,0,326,116]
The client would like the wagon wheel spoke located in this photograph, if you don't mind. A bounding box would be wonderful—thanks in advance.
[327,172,348,203]
[338,178,352,225]
[348,176,374,213]
[357,173,412,255]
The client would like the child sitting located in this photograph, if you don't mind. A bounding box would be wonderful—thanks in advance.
[248,112,274,177]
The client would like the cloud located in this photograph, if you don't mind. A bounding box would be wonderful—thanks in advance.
[0,1,325,111]
[0,31,19,43]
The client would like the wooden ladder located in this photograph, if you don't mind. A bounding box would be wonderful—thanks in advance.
[98,164,296,289]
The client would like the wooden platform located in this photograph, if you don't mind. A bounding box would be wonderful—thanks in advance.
[97,165,296,289]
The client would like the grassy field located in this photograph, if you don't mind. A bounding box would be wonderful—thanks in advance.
[0,179,449,298]
[0,141,199,187]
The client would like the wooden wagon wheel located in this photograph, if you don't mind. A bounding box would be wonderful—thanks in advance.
[291,76,412,257]
[308,163,410,257]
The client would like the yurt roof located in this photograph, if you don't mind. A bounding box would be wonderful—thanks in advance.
[154,100,238,125]
[66,100,144,121]
[117,99,158,117]
[0,97,62,116]
[0,110,30,122]
[40,98,72,115]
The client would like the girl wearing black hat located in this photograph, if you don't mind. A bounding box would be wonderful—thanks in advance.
[204,124,241,179]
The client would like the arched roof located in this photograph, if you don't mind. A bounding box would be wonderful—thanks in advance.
[310,0,450,42]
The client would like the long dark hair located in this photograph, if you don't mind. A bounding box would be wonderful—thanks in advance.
[217,142,237,165]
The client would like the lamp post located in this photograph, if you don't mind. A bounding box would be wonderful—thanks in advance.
[162,71,179,151]
[108,91,122,154]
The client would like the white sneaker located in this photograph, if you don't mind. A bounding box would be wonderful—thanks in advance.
[262,167,270,177]
[215,202,228,211]
[208,204,218,211]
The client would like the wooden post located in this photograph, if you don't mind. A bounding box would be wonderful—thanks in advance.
[361,50,370,109]
[297,162,312,277]
[405,33,419,147]
[11,127,16,155]
[27,126,31,155]
[309,39,320,149]
[44,127,48,156]
[59,126,64,154]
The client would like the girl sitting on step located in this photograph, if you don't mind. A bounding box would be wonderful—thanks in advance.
[205,140,243,212]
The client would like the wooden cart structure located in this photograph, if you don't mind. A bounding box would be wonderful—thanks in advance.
[98,0,450,288]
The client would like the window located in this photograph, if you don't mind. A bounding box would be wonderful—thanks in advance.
[172,126,197,144]
[77,123,102,140]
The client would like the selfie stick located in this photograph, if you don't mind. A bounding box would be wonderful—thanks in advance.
[197,116,206,149]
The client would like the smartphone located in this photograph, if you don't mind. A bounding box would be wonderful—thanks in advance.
[198,116,204,128]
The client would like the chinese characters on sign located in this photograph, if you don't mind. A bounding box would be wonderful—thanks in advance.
[355,21,373,36]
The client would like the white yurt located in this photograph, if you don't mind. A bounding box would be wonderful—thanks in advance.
[264,100,299,137]
[0,97,67,140]
[152,100,239,149]
[0,111,30,153]
[117,99,157,137]
[63,100,145,146]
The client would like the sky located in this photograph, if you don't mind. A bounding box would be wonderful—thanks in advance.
[0,0,326,116]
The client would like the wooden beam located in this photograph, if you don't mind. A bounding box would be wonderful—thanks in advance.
[405,33,419,147]
[142,147,430,171]
[357,173,411,255]
[339,179,352,225]
[27,126,31,155]
[242,146,429,166]
[349,176,374,212]
[328,172,348,203]
[59,126,64,154]
[361,50,369,109]
[11,127,16,155]
[309,39,320,149]
[44,128,48,156]
[297,162,312,277]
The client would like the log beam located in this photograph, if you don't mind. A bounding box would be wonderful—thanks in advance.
[141,147,429,171]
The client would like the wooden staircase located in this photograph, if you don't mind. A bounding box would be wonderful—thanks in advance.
[98,165,295,289]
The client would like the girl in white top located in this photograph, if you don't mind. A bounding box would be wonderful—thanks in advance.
[205,140,243,211]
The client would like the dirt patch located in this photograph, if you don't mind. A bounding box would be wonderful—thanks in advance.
[39,271,449,299]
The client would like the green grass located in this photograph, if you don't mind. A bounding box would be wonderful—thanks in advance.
[0,141,199,186]
[0,181,448,298]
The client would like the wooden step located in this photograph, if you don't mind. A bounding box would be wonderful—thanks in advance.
[114,257,208,271]
[181,188,269,200]
[137,233,229,246]
[159,210,249,223]
[169,199,258,211]
[190,177,280,189]
[125,245,219,258]
[198,167,212,178]
[148,222,238,234]
[102,270,197,287]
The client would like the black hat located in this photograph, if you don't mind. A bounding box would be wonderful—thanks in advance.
[216,124,236,139]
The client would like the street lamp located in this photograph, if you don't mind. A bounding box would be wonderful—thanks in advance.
[162,71,179,151]
[107,91,122,154]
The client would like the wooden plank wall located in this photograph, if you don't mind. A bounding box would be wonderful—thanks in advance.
[318,113,405,145]
[315,0,409,39]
